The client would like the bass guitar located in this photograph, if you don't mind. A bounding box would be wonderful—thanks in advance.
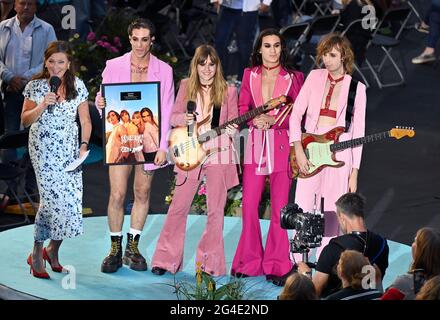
[290,126,415,178]
[169,95,292,171]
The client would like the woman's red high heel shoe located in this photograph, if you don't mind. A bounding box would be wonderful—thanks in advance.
[42,247,64,273]
[27,254,50,279]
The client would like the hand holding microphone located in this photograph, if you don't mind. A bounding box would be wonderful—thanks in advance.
[47,76,61,113]
[185,100,196,125]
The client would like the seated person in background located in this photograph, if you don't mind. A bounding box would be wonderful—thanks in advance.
[337,0,374,66]
[278,273,318,300]
[325,250,382,300]
[297,192,389,298]
[416,275,440,300]
[385,227,440,300]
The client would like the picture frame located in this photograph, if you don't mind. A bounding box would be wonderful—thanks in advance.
[102,81,161,165]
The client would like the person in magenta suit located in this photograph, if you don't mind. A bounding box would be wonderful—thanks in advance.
[231,28,304,284]
[151,45,239,276]
[289,33,366,216]
[95,18,174,274]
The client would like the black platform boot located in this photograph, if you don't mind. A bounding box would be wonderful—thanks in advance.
[123,233,148,271]
[101,235,123,273]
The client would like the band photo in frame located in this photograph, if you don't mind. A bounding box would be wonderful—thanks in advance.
[102,81,161,165]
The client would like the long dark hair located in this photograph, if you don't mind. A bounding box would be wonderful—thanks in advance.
[33,41,78,101]
[140,107,158,127]
[251,28,292,70]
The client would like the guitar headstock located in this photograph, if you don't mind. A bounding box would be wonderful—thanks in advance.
[390,126,415,139]
[264,95,293,111]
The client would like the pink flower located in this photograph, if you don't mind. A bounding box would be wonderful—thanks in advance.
[86,32,96,41]
[109,46,119,53]
[102,41,111,49]
[113,36,121,47]
[198,184,207,196]
[96,40,104,47]
[100,35,108,40]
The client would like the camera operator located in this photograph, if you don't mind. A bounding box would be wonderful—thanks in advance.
[297,192,389,298]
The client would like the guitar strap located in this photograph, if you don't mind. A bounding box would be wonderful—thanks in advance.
[345,79,358,132]
[211,106,221,128]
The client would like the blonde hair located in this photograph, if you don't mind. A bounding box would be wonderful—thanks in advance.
[279,273,317,300]
[416,275,440,300]
[337,250,371,289]
[186,44,227,108]
[316,32,355,75]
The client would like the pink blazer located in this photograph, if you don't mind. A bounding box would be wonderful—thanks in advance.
[171,79,239,189]
[289,69,367,169]
[240,66,304,173]
[95,52,175,170]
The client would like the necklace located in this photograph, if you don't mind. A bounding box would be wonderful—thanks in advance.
[131,62,148,73]
[262,63,280,71]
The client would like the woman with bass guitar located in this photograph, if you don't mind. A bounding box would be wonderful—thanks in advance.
[150,44,239,276]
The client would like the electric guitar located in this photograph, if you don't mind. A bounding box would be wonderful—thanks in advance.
[169,95,292,171]
[290,126,416,179]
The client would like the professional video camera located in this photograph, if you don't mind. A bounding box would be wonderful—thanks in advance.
[280,202,325,267]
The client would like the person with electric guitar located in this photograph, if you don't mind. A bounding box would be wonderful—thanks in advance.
[231,28,304,285]
[150,45,239,276]
[289,32,367,219]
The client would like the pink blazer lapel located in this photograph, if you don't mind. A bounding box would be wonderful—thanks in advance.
[249,67,263,108]
[146,54,162,82]
[310,69,328,119]
[119,52,131,82]
[272,68,292,98]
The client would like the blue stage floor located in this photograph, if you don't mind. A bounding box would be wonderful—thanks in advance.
[0,215,412,300]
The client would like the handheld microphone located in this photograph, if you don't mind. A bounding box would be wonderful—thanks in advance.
[48,76,61,114]
[187,100,196,137]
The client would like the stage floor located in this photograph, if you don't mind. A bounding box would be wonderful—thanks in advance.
[0,215,412,300]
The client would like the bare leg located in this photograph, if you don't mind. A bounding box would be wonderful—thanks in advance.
[46,239,63,268]
[108,165,132,232]
[130,165,154,230]
[32,241,45,273]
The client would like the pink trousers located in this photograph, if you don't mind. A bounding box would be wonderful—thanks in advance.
[151,165,229,276]
[231,165,292,277]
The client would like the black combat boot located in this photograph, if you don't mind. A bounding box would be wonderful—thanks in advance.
[101,235,123,273]
[123,233,148,271]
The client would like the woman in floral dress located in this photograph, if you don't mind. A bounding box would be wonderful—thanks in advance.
[21,41,91,279]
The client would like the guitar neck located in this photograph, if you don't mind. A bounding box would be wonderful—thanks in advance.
[330,131,391,152]
[197,105,269,144]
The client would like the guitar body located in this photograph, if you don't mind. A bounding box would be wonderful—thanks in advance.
[290,127,346,178]
[169,95,292,172]
[169,124,208,171]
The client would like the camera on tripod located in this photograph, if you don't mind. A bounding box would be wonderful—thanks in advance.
[280,202,325,255]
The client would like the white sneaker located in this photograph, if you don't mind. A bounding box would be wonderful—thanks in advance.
[412,53,436,64]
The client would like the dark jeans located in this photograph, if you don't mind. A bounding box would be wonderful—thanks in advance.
[0,93,4,136]
[1,90,24,163]
[427,1,440,48]
[1,90,37,194]
[214,6,258,80]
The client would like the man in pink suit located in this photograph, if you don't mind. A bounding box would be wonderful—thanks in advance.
[151,45,239,276]
[289,33,367,257]
[231,29,304,285]
[95,18,174,273]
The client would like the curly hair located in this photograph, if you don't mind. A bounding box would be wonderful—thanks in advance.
[316,32,355,75]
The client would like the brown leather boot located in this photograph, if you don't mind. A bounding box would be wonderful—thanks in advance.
[101,235,123,273]
[123,233,148,271]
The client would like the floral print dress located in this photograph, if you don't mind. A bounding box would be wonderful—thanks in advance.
[23,77,88,241]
